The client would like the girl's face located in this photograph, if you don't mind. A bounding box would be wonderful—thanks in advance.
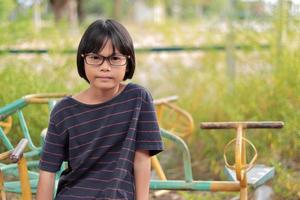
[84,39,127,91]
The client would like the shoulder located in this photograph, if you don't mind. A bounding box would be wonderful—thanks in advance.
[126,83,154,103]
[49,96,77,122]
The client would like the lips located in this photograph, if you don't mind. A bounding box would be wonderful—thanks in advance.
[96,76,112,79]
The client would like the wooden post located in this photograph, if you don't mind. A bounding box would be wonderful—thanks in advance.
[225,0,236,89]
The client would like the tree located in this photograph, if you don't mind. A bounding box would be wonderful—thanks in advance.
[49,0,84,24]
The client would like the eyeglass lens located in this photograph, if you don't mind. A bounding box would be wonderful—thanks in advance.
[85,54,127,66]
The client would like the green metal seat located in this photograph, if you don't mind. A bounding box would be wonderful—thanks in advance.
[224,165,275,188]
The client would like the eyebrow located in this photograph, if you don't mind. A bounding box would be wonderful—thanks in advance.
[89,52,124,57]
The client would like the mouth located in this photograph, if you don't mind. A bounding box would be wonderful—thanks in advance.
[95,76,113,81]
[96,76,113,79]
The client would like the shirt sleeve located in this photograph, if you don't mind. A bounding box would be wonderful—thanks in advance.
[39,117,68,172]
[136,91,163,156]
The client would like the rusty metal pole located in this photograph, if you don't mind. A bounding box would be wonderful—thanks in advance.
[0,170,6,200]
[18,157,32,200]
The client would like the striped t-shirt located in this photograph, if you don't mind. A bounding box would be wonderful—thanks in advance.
[39,83,163,200]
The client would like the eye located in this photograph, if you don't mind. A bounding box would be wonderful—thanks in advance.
[111,56,122,61]
[89,55,100,60]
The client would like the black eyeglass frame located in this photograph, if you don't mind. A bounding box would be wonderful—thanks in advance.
[81,53,130,67]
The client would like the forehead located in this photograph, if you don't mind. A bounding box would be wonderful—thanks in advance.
[97,39,120,55]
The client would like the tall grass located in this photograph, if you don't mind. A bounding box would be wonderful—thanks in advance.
[154,29,300,200]
[0,54,85,147]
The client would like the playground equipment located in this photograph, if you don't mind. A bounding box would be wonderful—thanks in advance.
[154,96,194,139]
[150,121,283,200]
[0,93,195,198]
[152,96,195,180]
[0,93,69,196]
[0,94,283,199]
[0,138,31,200]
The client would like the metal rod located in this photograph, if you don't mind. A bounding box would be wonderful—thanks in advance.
[150,180,240,191]
[18,157,32,200]
[151,156,167,180]
[160,129,193,182]
[200,121,284,129]
[154,96,178,105]
[235,125,243,181]
[10,139,28,163]
[0,44,271,55]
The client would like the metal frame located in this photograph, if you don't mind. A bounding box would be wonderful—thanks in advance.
[152,95,195,180]
[0,94,284,200]
[0,139,31,200]
[0,93,195,196]
[151,122,283,200]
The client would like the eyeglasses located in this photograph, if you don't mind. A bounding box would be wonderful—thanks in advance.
[81,53,129,67]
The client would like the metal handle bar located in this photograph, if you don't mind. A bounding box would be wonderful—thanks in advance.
[9,139,28,163]
[200,121,284,129]
[0,93,69,116]
[154,96,178,105]
[24,93,69,103]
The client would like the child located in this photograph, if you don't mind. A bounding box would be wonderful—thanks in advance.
[37,19,163,200]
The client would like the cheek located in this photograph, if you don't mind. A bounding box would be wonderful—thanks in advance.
[116,67,127,79]
[84,67,94,82]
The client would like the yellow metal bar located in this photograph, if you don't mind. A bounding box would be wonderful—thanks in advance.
[18,157,32,200]
[155,102,195,139]
[240,186,248,200]
[236,125,248,199]
[0,151,10,160]
[0,116,12,134]
[151,156,167,180]
[162,103,194,138]
[211,181,240,191]
[241,130,248,188]
[242,130,246,167]
[224,137,258,171]
[155,105,163,123]
[23,93,69,100]
[235,125,243,181]
[24,93,69,104]
[153,96,178,105]
[0,170,6,200]
[240,170,248,188]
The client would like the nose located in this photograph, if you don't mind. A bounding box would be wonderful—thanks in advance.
[99,58,111,71]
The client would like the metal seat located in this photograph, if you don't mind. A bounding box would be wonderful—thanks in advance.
[224,164,275,188]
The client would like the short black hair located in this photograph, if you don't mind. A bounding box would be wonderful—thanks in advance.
[77,19,135,82]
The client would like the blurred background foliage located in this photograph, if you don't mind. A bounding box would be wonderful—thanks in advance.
[0,0,300,199]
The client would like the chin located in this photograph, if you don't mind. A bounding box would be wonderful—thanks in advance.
[93,82,118,91]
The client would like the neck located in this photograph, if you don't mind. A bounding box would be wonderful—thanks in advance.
[87,84,121,103]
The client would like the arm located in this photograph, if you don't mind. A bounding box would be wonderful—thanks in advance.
[134,150,151,200]
[36,170,56,200]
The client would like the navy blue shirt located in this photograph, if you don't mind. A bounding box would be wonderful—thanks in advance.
[39,83,163,200]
